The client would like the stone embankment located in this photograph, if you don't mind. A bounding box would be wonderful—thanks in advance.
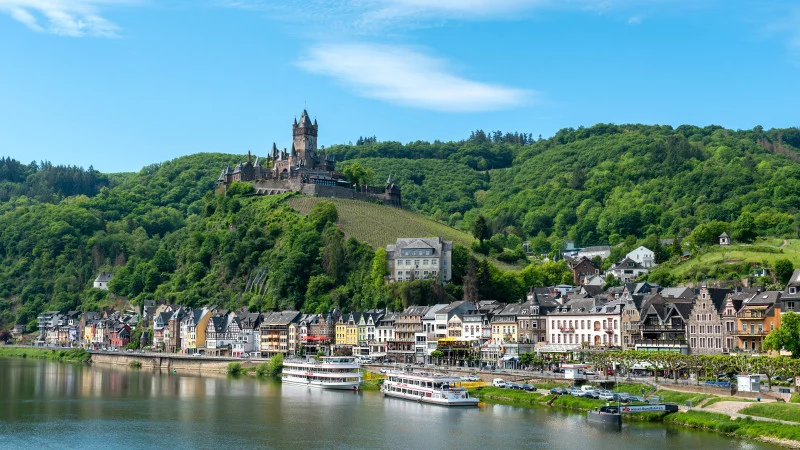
[90,351,259,374]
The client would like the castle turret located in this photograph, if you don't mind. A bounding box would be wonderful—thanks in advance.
[292,109,318,168]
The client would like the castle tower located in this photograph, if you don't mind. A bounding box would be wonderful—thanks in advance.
[292,109,318,168]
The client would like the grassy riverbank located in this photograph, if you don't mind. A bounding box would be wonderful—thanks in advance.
[665,410,800,445]
[471,383,800,446]
[739,403,800,423]
[0,347,89,362]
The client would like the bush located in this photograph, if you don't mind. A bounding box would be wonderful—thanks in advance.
[129,360,142,369]
[227,362,243,376]
[256,354,283,377]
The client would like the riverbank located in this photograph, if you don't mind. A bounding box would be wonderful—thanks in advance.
[0,346,89,362]
[470,384,800,448]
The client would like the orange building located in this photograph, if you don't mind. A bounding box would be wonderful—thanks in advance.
[733,291,781,353]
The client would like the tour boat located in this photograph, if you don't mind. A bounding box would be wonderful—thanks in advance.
[282,356,362,390]
[381,371,479,406]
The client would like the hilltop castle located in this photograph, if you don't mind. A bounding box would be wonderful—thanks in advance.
[217,110,401,207]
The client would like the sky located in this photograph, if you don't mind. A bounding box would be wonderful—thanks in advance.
[0,0,799,173]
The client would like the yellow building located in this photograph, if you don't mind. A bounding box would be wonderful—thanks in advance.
[335,322,347,346]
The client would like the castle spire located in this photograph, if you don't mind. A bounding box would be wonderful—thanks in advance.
[291,143,297,157]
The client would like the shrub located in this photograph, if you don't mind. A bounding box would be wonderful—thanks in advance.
[129,360,142,369]
[227,362,243,376]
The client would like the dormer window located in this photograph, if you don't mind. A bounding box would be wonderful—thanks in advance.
[627,262,634,268]
[790,287,797,295]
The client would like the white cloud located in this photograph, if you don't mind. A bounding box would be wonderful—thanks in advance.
[627,15,642,24]
[0,0,139,37]
[297,43,533,112]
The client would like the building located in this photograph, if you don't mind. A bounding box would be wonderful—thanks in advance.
[217,110,401,206]
[388,306,428,364]
[733,291,781,353]
[608,258,649,283]
[635,294,693,354]
[259,311,302,357]
[569,257,599,285]
[782,269,800,314]
[577,246,611,260]
[625,246,656,268]
[386,237,453,284]
[93,271,113,290]
[547,297,624,348]
[685,287,733,354]
[719,232,730,246]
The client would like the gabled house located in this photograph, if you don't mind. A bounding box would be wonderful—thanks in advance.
[782,269,800,314]
[93,271,113,290]
[636,294,692,354]
[233,312,262,357]
[685,286,733,354]
[569,257,599,285]
[626,246,656,268]
[609,258,649,283]
[719,232,730,246]
[109,324,131,348]
[259,311,301,356]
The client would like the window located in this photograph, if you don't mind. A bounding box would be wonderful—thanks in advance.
[788,301,796,309]
[742,323,747,331]
[690,338,697,347]
[791,288,797,295]
[432,259,437,266]
[715,325,721,334]
[406,260,410,265]
[414,260,419,266]
[423,259,428,265]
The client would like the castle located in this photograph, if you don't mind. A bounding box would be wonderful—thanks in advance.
[217,109,401,207]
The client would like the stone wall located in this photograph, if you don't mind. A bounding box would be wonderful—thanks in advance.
[90,352,259,374]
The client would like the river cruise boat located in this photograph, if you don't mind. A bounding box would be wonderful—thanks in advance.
[381,371,479,406]
[282,356,362,390]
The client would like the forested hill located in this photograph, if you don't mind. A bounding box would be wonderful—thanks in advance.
[329,124,800,251]
[2,123,800,331]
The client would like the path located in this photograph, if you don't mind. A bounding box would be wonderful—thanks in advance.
[704,401,799,425]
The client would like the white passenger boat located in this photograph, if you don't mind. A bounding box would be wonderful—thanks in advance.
[282,356,362,390]
[381,371,479,406]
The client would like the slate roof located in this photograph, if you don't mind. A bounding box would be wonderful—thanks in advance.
[94,271,113,283]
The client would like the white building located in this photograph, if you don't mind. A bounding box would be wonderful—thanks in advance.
[608,257,649,283]
[386,237,453,284]
[577,246,611,260]
[546,298,624,348]
[93,271,113,290]
[626,246,656,268]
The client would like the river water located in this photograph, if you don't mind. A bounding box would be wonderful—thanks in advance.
[0,359,775,449]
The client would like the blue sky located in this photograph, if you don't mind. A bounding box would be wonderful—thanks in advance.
[0,0,799,173]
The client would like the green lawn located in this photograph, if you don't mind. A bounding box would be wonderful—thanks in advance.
[654,389,714,406]
[739,403,800,423]
[666,410,800,442]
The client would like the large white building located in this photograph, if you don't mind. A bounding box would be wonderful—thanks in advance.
[546,298,624,348]
[386,237,453,284]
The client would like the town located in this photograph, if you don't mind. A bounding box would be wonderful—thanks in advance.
[20,237,800,370]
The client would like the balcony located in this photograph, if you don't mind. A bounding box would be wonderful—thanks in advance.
[737,311,767,319]
[558,325,575,333]
[634,339,688,348]
[730,329,769,337]
[640,324,685,333]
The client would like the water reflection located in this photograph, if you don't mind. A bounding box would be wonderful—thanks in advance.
[0,359,776,450]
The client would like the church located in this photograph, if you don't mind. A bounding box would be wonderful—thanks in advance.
[217,110,401,206]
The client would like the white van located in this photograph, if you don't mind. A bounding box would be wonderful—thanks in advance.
[580,385,596,392]
[492,378,506,388]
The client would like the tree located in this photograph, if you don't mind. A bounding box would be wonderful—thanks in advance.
[308,201,338,231]
[370,248,388,288]
[750,356,787,390]
[765,311,800,357]
[472,215,490,242]
[775,259,794,285]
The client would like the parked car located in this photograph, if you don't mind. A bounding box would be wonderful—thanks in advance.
[520,384,537,392]
[584,370,596,376]
[492,378,507,388]
[464,375,479,382]
[550,387,565,395]
[506,382,522,390]
[599,392,619,401]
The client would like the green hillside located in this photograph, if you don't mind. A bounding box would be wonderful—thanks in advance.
[287,196,476,249]
[650,238,800,284]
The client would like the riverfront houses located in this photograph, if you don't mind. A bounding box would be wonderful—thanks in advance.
[23,270,800,366]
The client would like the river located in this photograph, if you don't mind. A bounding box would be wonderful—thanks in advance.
[0,359,776,449]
